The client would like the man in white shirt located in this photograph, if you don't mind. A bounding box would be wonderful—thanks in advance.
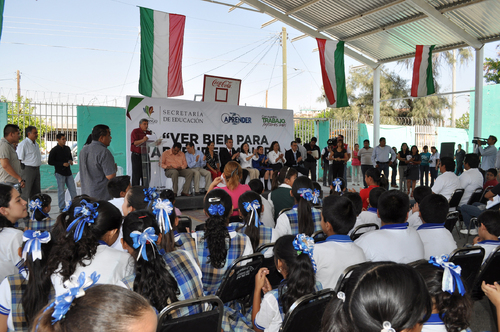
[458,153,484,206]
[355,190,425,263]
[295,137,307,163]
[371,137,396,181]
[416,194,457,259]
[359,139,374,188]
[314,195,366,289]
[16,126,42,202]
[431,157,461,201]
[351,187,384,232]
[186,142,211,195]
[477,135,497,171]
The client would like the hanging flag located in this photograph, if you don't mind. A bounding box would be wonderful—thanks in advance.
[411,45,435,97]
[139,7,186,98]
[316,38,349,108]
[0,0,5,41]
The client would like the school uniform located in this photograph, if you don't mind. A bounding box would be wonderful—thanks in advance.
[0,228,23,282]
[275,206,322,238]
[254,281,323,332]
[355,223,425,263]
[231,222,277,249]
[28,217,55,232]
[260,195,275,228]
[313,235,366,289]
[191,225,253,296]
[51,242,134,297]
[174,231,200,267]
[417,223,457,259]
[121,249,204,319]
[351,208,381,232]
[421,313,472,332]
[431,172,461,201]
[268,184,294,221]
[0,272,56,332]
[476,240,500,264]
[458,168,484,206]
[407,212,423,229]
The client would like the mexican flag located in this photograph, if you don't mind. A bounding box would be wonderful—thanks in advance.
[316,38,349,108]
[139,7,186,98]
[0,0,5,41]
[411,45,435,97]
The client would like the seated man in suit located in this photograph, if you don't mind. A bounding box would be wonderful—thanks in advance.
[284,141,308,176]
[219,137,248,183]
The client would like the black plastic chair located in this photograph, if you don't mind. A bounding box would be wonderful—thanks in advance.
[177,215,192,233]
[157,295,224,332]
[444,211,461,237]
[449,246,485,291]
[280,289,335,332]
[480,186,494,204]
[448,189,465,210]
[350,223,379,241]
[467,187,484,205]
[194,223,206,232]
[215,253,264,307]
[256,242,283,289]
[278,207,292,217]
[465,217,479,244]
[334,263,363,293]
[311,230,327,243]
[472,246,500,301]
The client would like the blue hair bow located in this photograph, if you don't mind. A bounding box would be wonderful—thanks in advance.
[66,200,99,242]
[143,187,158,203]
[312,189,320,204]
[208,204,225,216]
[243,200,261,227]
[49,272,100,323]
[62,200,72,213]
[429,255,466,296]
[152,198,174,234]
[129,227,158,261]
[297,188,314,202]
[332,178,343,193]
[29,198,49,221]
[293,234,317,273]
[22,230,51,261]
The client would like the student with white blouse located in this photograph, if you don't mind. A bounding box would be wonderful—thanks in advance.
[267,141,286,172]
[429,146,440,187]
[431,157,461,201]
[0,184,26,281]
[238,143,260,180]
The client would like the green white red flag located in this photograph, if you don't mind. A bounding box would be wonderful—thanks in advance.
[411,45,435,97]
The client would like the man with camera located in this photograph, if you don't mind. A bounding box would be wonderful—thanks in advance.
[476,135,497,171]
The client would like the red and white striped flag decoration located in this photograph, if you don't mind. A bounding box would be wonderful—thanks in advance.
[411,45,435,97]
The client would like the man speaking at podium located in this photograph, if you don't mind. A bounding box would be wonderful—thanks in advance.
[130,118,152,186]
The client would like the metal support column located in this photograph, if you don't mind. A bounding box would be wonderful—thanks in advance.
[373,66,381,144]
[474,46,484,138]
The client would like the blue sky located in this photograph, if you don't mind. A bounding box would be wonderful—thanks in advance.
[1,0,498,120]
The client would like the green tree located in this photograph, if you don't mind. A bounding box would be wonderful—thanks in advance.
[484,57,500,84]
[455,112,469,129]
[0,95,53,149]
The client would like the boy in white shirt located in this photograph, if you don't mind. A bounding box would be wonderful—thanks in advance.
[352,187,385,231]
[313,195,366,289]
[473,210,500,263]
[107,175,131,251]
[355,190,425,263]
[343,192,363,228]
[431,157,461,201]
[416,194,457,259]
[458,153,484,206]
[407,186,432,229]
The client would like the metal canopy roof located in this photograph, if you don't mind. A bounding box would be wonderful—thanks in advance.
[235,0,500,67]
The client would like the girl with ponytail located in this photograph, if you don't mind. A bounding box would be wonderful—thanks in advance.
[27,193,54,231]
[193,189,252,295]
[252,234,321,332]
[0,230,54,332]
[275,176,322,238]
[120,210,204,317]
[235,191,276,252]
[269,166,298,220]
[47,197,133,296]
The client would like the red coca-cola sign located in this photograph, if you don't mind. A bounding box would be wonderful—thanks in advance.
[212,79,232,89]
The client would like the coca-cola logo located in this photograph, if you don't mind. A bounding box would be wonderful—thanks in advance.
[212,79,232,89]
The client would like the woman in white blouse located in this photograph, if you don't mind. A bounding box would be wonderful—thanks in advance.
[429,146,440,187]
[239,143,260,180]
[268,141,286,172]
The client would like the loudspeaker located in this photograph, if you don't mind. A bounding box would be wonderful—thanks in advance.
[440,142,455,159]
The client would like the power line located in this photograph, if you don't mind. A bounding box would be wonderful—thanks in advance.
[119,33,140,96]
[290,40,321,90]
[233,35,278,77]
[241,37,279,80]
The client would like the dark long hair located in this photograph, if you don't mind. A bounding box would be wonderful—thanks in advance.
[50,195,91,245]
[320,262,431,332]
[274,235,316,314]
[33,285,154,332]
[47,198,123,281]
[0,184,15,232]
[237,191,262,251]
[271,166,298,191]
[122,210,179,312]
[203,189,232,268]
[125,186,150,211]
[29,193,52,222]
[291,177,315,235]
[412,260,473,332]
[365,167,388,188]
[21,235,53,327]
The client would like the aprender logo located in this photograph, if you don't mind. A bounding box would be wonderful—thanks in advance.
[143,105,154,117]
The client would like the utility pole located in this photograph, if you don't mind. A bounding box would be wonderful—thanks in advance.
[281,27,287,110]
[16,70,21,100]
[265,90,268,108]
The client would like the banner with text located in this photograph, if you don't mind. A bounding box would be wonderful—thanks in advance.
[202,75,241,105]
[125,96,293,181]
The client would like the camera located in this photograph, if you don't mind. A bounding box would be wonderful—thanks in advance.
[472,137,487,145]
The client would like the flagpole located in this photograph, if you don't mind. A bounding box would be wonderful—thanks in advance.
[282,27,287,110]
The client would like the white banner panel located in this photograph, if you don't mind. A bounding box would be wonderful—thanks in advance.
[202,75,241,105]
[125,96,293,185]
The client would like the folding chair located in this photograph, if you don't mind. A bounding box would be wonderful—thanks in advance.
[471,246,500,301]
[280,289,336,332]
[177,215,192,233]
[334,263,364,293]
[311,230,327,243]
[444,211,461,238]
[215,253,264,311]
[448,189,465,211]
[278,208,292,217]
[449,246,485,291]
[195,223,206,232]
[465,217,479,244]
[350,223,379,241]
[480,186,494,204]
[256,242,283,289]
[157,295,224,332]
[467,187,484,205]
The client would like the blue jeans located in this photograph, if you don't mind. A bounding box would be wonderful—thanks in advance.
[55,173,77,210]
[420,164,429,186]
[459,202,484,230]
